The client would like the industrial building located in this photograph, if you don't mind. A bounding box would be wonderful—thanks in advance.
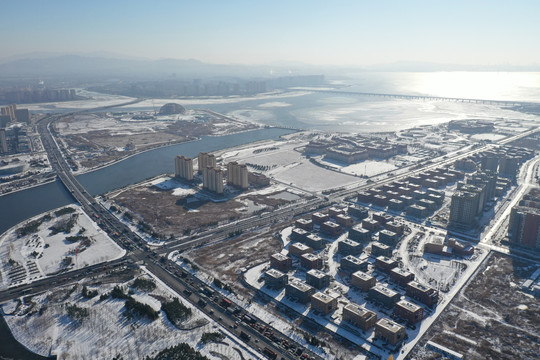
[285,280,315,303]
[306,269,331,289]
[310,292,337,314]
[174,155,194,181]
[264,269,288,289]
[374,318,406,345]
[394,299,424,324]
[350,270,376,291]
[342,303,378,331]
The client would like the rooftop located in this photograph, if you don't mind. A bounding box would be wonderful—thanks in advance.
[352,270,374,281]
[265,268,286,279]
[302,253,321,261]
[344,303,376,318]
[307,269,327,279]
[271,253,290,261]
[372,284,399,297]
[288,280,313,293]
[396,299,422,312]
[377,318,404,334]
[312,291,336,303]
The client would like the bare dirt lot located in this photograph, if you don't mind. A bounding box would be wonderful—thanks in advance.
[110,182,291,239]
[407,251,540,360]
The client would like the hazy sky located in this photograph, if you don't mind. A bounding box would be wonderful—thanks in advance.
[2,0,539,66]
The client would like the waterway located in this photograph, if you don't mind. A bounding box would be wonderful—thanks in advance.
[0,127,294,235]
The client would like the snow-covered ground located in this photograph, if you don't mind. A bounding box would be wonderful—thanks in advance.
[2,268,260,360]
[470,133,507,141]
[24,90,135,111]
[340,160,398,177]
[0,205,125,289]
[218,137,361,193]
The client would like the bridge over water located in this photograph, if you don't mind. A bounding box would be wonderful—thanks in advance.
[299,88,539,107]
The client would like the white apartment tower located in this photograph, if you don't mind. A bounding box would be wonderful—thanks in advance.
[227,161,249,189]
[174,155,194,181]
[198,152,217,173]
[202,166,224,194]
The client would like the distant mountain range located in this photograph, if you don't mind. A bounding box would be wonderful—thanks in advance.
[0,54,538,83]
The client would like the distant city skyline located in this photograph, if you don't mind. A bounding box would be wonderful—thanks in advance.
[2,0,540,67]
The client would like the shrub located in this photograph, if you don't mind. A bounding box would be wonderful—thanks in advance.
[200,332,225,344]
[124,297,159,321]
[132,278,156,292]
[161,298,191,325]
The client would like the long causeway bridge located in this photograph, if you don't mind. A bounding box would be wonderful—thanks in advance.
[301,88,539,107]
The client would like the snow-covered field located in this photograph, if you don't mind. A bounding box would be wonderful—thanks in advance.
[2,269,259,360]
[55,113,179,136]
[24,90,135,111]
[0,205,125,289]
[219,138,361,193]
[470,133,507,141]
[340,160,397,177]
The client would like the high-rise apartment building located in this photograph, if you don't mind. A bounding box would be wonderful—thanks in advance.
[449,189,480,228]
[227,161,249,189]
[202,166,224,194]
[508,190,540,249]
[0,129,7,153]
[174,155,194,181]
[197,152,216,173]
[1,104,16,122]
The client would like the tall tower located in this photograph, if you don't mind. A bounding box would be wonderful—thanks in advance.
[174,155,194,181]
[227,161,249,189]
[198,152,217,173]
[202,166,224,194]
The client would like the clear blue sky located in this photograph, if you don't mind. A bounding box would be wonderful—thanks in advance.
[2,0,539,66]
